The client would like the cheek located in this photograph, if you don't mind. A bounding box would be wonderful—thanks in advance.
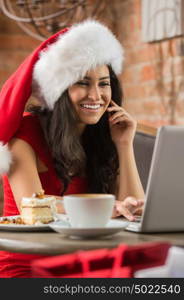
[68,88,87,104]
[103,89,112,106]
[104,87,112,98]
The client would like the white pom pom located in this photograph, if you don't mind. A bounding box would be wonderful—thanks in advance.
[0,142,12,175]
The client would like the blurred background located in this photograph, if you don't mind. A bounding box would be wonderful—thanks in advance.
[1,0,184,213]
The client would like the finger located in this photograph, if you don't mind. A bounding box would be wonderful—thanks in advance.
[130,199,144,209]
[107,104,127,112]
[133,208,143,216]
[112,114,136,126]
[124,197,139,207]
[137,199,145,206]
[112,201,122,218]
[111,116,130,125]
[110,99,119,107]
[109,111,126,121]
[107,106,122,113]
[111,209,121,218]
[116,205,135,221]
[122,208,135,221]
[110,100,128,111]
[108,109,132,122]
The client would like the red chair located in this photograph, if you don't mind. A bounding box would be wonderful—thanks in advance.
[31,242,170,278]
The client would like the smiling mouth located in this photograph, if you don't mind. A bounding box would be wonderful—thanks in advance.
[80,104,102,111]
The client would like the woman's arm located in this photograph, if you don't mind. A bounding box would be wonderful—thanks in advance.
[116,144,144,201]
[113,145,145,221]
[7,138,65,213]
[8,138,43,212]
[108,100,145,220]
[111,146,144,220]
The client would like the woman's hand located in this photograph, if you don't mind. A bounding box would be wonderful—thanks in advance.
[112,197,145,221]
[107,100,137,149]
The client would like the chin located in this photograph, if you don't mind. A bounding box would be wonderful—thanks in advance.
[83,117,101,125]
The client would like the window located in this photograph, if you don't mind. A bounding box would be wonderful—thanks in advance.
[142,0,184,42]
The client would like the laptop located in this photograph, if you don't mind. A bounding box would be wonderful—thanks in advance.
[125,125,184,233]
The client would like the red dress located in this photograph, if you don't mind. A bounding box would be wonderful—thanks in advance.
[0,113,87,277]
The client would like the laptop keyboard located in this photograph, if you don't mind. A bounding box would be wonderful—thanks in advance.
[125,216,142,232]
[126,222,141,232]
[133,216,142,222]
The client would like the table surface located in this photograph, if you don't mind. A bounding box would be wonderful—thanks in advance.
[0,224,183,255]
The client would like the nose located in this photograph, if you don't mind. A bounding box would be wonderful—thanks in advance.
[88,85,101,101]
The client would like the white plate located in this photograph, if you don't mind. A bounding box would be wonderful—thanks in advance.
[0,215,56,232]
[49,218,128,238]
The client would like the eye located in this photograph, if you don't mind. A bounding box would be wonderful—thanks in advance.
[76,81,89,86]
[99,82,111,87]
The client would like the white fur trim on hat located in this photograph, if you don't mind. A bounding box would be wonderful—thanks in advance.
[0,142,12,175]
[33,19,124,109]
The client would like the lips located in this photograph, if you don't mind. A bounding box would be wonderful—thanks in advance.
[80,104,101,110]
[79,102,104,111]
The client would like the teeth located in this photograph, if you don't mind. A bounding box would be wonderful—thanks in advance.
[81,104,101,109]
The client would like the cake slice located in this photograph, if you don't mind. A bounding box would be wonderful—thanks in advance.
[21,193,56,225]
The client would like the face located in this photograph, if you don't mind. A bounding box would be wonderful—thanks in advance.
[68,65,111,130]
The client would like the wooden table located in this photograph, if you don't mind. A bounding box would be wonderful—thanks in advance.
[0,228,183,255]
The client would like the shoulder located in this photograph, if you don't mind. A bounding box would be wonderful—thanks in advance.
[9,113,41,164]
[10,112,51,171]
[9,137,36,159]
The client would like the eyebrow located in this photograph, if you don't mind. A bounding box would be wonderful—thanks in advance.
[83,76,110,80]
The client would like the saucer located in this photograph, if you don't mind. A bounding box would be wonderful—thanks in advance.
[49,219,128,238]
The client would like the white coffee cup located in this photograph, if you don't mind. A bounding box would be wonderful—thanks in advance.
[63,194,115,228]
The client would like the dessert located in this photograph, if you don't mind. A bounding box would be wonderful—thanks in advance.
[0,217,24,224]
[21,190,56,225]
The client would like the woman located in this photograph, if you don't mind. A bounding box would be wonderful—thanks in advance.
[0,20,144,277]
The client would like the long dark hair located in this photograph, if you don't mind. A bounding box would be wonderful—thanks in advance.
[28,66,123,195]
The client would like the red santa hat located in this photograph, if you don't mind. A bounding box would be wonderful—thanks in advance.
[0,19,124,175]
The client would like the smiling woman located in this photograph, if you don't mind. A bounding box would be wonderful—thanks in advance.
[27,64,122,197]
[0,19,144,277]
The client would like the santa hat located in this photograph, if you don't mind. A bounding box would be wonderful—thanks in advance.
[0,19,124,175]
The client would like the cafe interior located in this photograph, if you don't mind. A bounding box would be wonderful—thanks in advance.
[0,0,184,278]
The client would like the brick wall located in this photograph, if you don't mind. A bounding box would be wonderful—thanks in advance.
[114,0,184,127]
[0,13,39,85]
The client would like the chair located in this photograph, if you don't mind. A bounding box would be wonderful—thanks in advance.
[133,130,156,191]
